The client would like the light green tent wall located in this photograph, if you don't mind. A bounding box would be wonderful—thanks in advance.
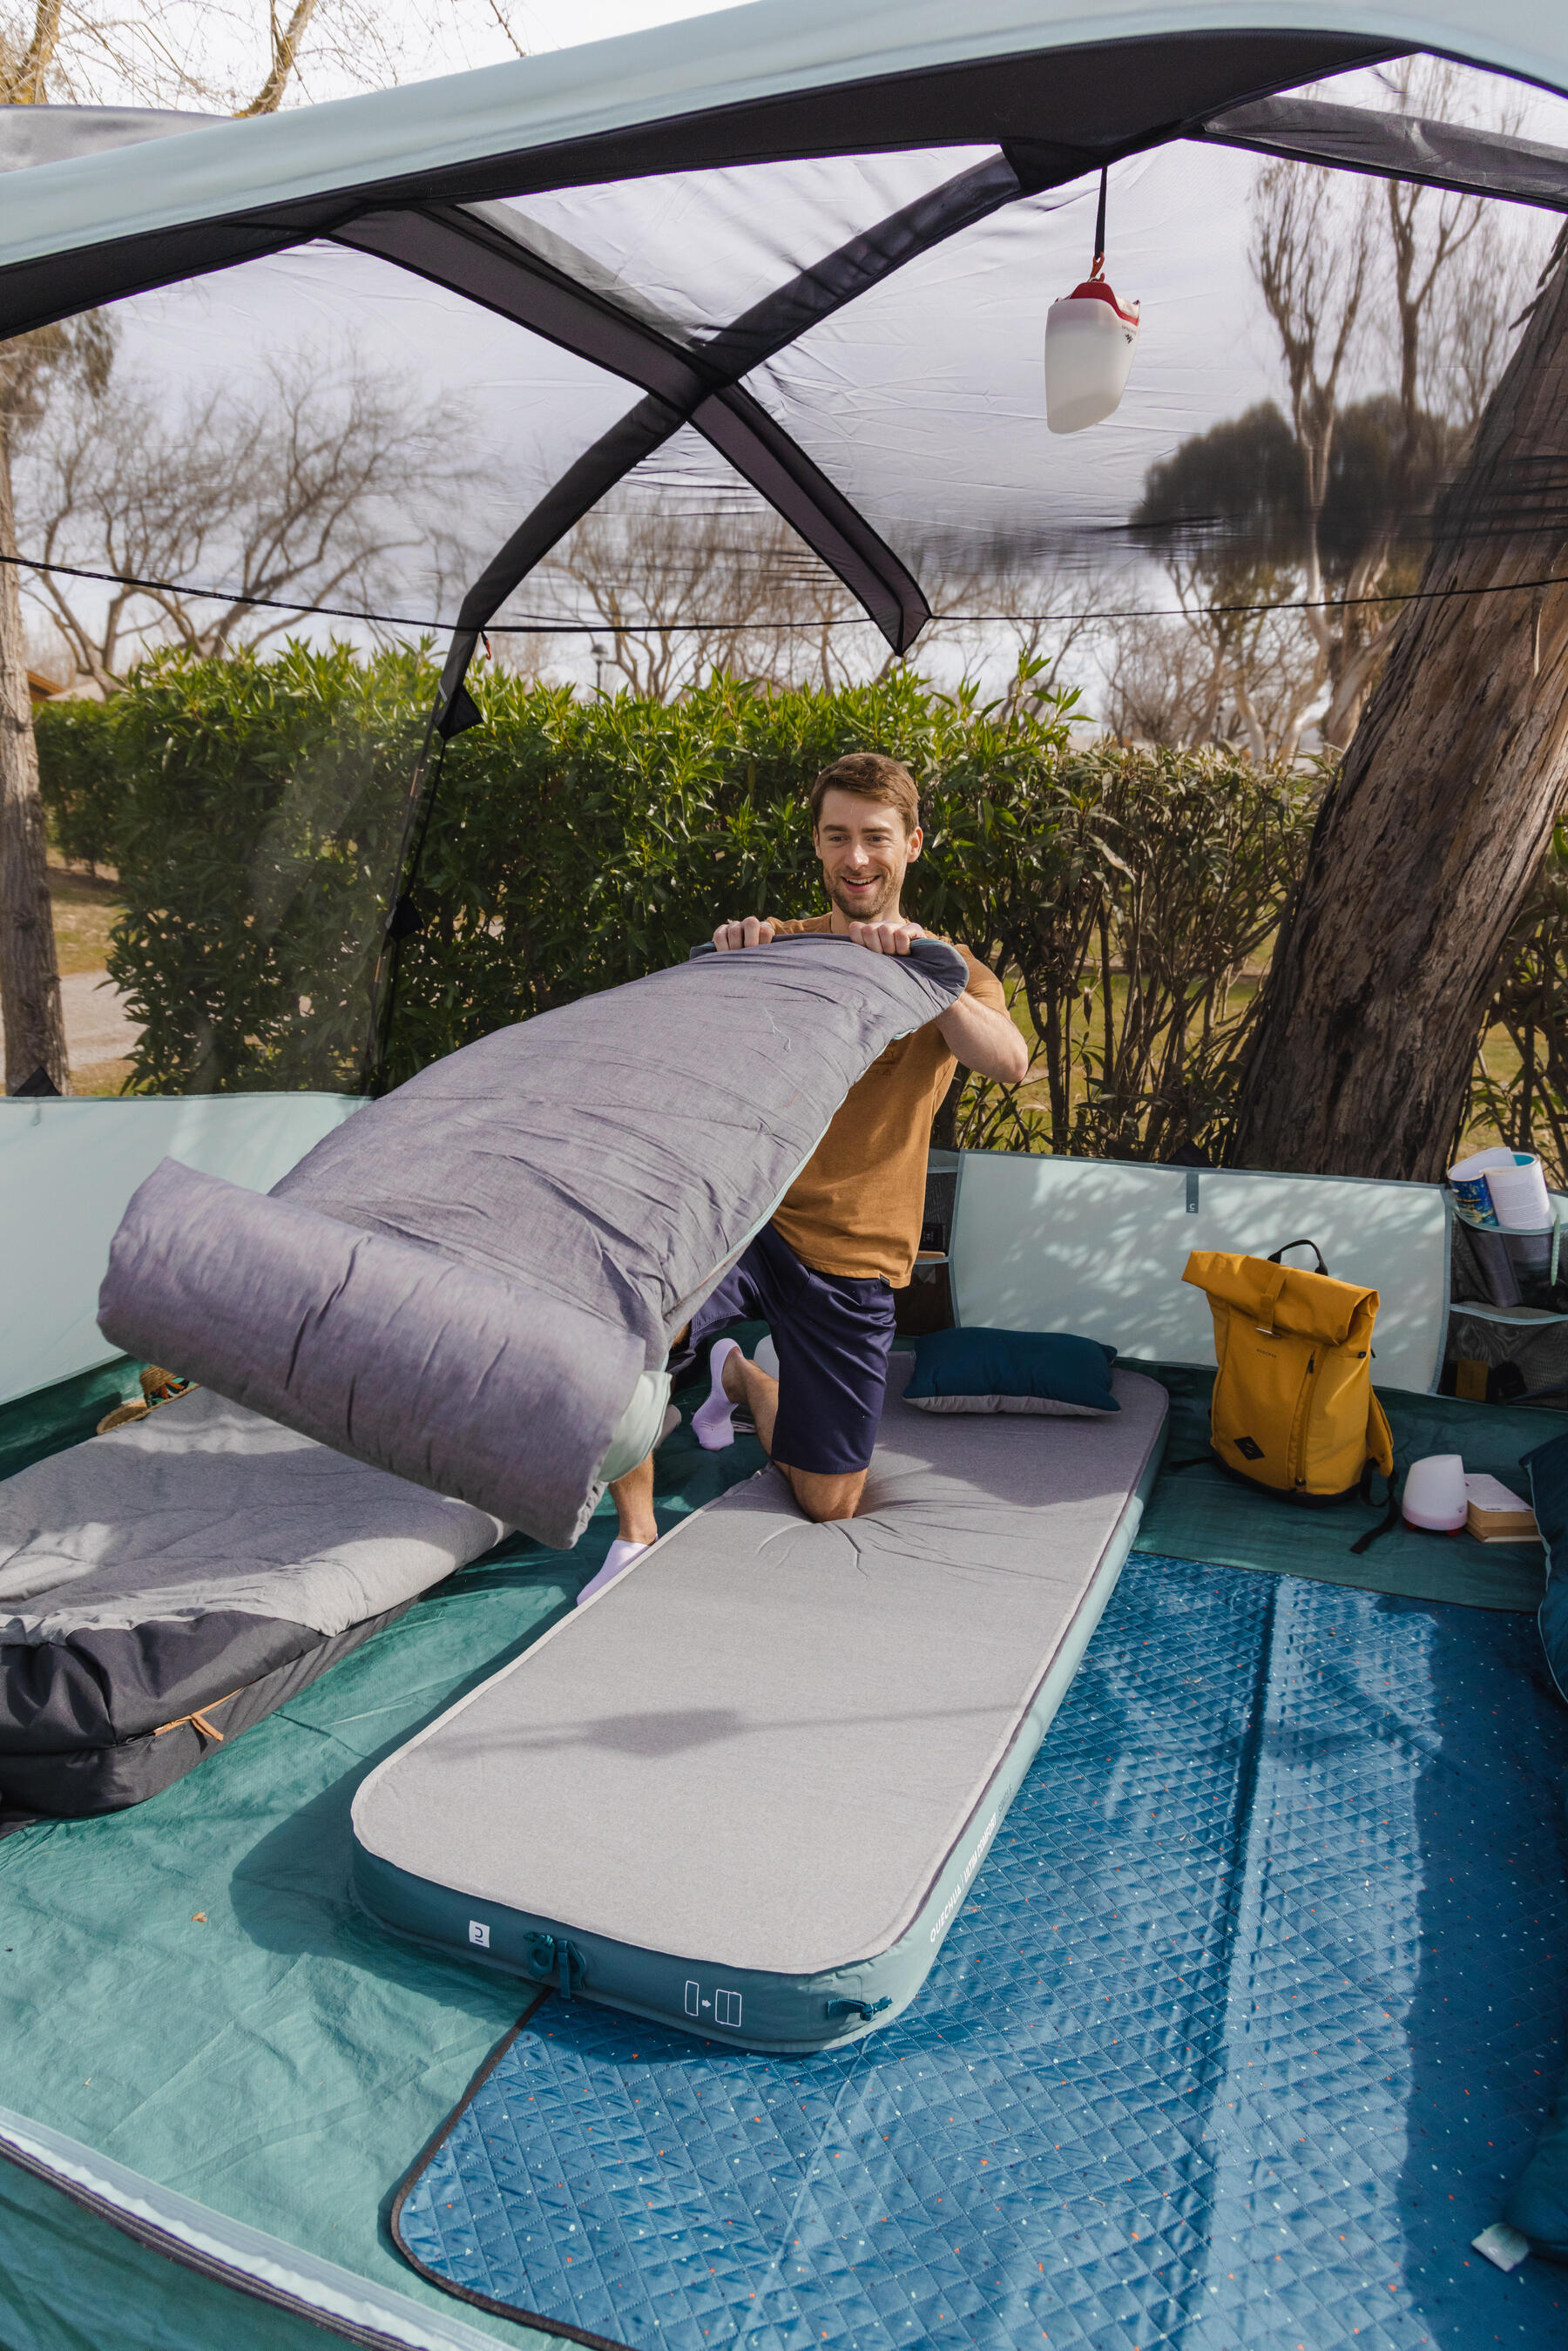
[949,1151,1453,1393]
[0,1095,363,1406]
[0,2109,517,2351]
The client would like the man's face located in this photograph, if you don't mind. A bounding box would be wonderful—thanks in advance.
[814,788,922,925]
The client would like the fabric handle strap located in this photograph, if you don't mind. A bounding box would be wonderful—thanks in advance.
[1267,1237,1328,1275]
[1254,1267,1288,1334]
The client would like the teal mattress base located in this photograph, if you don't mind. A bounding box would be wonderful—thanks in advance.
[352,1478,1155,2055]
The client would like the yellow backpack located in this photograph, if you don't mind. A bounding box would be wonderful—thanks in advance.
[1182,1239,1394,1502]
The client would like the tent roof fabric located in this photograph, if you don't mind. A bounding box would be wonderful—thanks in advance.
[3,1,1568,307]
[1,2,1563,674]
[0,5,1559,1102]
[1200,91,1568,206]
[3,3,1565,774]
[3,1,1568,303]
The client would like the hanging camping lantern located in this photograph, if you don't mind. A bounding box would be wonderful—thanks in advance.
[1045,167,1139,433]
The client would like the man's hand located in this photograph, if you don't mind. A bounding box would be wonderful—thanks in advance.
[842,917,925,956]
[713,916,778,951]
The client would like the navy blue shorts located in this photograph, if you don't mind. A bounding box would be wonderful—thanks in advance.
[701,1223,896,1477]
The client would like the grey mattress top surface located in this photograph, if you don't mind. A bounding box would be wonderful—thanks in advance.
[352,1363,1168,1976]
[0,1388,504,1643]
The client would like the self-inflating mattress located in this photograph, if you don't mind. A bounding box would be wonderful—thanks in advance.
[97,936,969,1549]
[0,1388,504,1818]
[351,1361,1169,2050]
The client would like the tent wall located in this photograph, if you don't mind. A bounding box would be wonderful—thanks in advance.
[0,1096,363,1407]
[950,1149,1451,1394]
[0,2105,506,2351]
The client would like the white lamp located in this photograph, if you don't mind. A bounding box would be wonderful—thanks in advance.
[1045,166,1139,434]
[1402,1455,1467,1533]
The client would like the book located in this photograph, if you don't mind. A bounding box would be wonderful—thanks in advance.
[1463,1473,1540,1544]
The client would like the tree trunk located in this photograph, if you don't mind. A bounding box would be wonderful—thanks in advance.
[1229,244,1568,1180]
[0,416,67,1094]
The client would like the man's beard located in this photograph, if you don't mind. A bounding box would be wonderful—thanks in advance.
[828,871,900,922]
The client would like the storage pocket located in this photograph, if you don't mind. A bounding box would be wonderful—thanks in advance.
[1301,1345,1375,1496]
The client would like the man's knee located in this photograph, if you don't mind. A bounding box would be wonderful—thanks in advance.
[784,1466,867,1523]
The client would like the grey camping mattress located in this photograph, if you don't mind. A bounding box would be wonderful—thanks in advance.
[351,1361,1169,2051]
[0,1388,504,1819]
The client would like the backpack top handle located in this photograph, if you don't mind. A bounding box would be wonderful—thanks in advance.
[1267,1238,1329,1276]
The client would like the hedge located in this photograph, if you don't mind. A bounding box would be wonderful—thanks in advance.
[37,645,1316,1156]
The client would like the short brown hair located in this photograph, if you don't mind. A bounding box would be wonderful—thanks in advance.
[808,753,920,836]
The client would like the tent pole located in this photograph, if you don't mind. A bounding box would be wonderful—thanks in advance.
[358,673,462,1098]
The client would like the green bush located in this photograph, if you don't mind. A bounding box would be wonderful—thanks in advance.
[96,643,424,1092]
[42,643,1315,1159]
[388,660,1079,1083]
[37,698,125,872]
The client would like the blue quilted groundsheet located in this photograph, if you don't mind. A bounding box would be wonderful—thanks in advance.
[392,1554,1568,2351]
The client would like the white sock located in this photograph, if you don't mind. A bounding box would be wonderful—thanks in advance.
[576,1537,648,1609]
[693,1336,742,1451]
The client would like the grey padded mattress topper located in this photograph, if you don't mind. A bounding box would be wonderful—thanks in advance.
[352,1363,1168,1976]
[0,1388,506,1807]
[0,1388,504,1645]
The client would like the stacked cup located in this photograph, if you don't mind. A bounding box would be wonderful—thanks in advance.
[1449,1146,1553,1230]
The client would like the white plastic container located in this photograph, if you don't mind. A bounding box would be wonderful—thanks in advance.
[1045,279,1140,433]
[1485,1152,1552,1232]
[1402,1454,1467,1533]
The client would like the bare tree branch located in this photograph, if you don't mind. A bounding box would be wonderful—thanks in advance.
[533,497,875,699]
[14,345,472,684]
[233,0,319,115]
[0,0,62,103]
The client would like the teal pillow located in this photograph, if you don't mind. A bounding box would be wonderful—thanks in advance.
[905,1327,1119,1418]
[1522,1429,1568,1706]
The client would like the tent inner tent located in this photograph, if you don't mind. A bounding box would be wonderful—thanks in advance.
[10,3,1568,2348]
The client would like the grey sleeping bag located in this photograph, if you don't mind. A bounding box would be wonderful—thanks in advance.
[0,1388,504,1818]
[351,1361,1170,2050]
[98,935,968,1548]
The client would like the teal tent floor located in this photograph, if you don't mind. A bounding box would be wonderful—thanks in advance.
[1,1364,774,2351]
[1139,1364,1558,1613]
[0,1346,1563,2349]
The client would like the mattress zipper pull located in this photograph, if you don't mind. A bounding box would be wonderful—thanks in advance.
[526,1933,586,1997]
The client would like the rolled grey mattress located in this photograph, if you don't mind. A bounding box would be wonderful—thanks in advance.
[0,1388,504,1819]
[350,1361,1169,2051]
[97,935,968,1549]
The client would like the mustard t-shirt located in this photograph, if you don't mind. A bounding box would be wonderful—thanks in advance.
[765,915,1010,1287]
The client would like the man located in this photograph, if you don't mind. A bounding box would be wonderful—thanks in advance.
[578,752,1026,1606]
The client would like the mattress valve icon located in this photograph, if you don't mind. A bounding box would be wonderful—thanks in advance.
[1045,165,1139,433]
[685,1979,743,2027]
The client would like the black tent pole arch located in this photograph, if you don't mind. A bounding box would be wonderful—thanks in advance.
[360,148,1046,1088]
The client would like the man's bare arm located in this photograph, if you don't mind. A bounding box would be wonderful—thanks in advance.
[936,990,1030,1084]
